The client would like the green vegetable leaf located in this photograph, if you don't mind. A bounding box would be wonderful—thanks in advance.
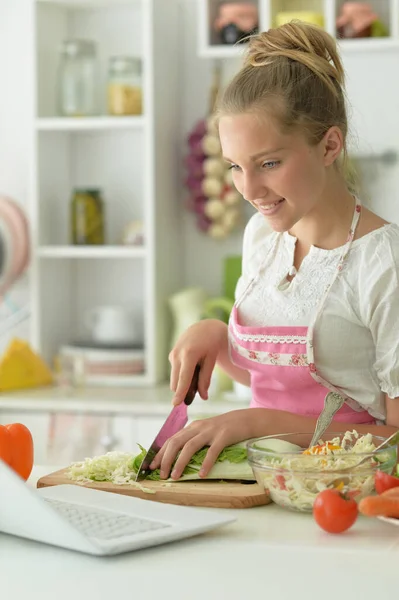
[67,441,255,485]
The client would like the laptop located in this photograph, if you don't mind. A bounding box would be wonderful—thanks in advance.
[0,460,236,556]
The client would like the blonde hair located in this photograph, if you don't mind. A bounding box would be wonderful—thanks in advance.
[217,21,355,188]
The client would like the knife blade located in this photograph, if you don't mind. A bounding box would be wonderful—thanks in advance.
[134,365,200,481]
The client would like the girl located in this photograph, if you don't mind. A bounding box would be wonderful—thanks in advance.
[152,21,399,480]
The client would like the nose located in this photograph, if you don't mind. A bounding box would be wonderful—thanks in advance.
[241,172,268,204]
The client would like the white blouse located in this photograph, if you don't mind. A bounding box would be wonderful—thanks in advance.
[235,211,399,422]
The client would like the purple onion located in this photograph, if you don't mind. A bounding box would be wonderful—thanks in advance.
[196,212,212,232]
[188,138,206,157]
[185,176,203,194]
[185,194,207,214]
[192,196,208,215]
[184,154,205,179]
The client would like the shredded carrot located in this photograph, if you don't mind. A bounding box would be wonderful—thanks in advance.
[303,442,341,456]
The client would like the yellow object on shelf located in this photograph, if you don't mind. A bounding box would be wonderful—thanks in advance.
[275,11,324,29]
[0,338,53,392]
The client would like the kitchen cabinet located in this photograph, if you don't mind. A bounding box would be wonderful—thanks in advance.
[2,0,184,390]
[198,0,399,58]
[0,408,167,466]
[0,384,246,466]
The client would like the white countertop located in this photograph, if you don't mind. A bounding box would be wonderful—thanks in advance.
[1,466,399,600]
[0,384,248,416]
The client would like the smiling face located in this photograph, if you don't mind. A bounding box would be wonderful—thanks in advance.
[219,112,339,233]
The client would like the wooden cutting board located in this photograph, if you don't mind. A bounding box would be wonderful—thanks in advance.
[37,468,271,509]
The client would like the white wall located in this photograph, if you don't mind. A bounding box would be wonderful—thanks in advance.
[178,0,399,295]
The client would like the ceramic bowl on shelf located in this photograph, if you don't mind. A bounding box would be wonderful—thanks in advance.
[247,432,398,513]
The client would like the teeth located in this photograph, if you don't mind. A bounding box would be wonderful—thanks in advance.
[260,200,282,210]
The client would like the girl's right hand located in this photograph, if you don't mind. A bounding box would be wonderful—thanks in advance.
[169,319,227,406]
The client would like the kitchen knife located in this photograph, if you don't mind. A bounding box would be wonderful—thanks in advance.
[134,365,200,481]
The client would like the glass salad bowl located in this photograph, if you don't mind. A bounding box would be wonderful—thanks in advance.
[247,431,398,513]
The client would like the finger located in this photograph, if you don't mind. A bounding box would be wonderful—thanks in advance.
[170,434,208,480]
[158,429,196,478]
[149,444,167,470]
[197,354,216,400]
[169,357,180,393]
[151,422,201,471]
[172,359,196,406]
[198,438,226,478]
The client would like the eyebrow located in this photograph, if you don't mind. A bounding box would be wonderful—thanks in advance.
[223,147,285,162]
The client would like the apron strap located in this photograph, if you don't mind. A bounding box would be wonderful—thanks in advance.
[306,199,362,404]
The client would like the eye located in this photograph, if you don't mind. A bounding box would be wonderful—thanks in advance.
[262,160,280,169]
[228,164,241,171]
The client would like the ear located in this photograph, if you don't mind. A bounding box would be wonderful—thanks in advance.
[321,126,344,166]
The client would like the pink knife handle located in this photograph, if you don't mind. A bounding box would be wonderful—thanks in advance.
[184,364,200,406]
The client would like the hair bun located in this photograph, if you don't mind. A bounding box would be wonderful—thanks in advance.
[245,21,345,92]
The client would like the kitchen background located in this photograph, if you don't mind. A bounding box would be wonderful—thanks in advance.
[0,0,398,465]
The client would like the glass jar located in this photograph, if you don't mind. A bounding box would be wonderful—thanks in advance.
[107,56,142,116]
[57,40,98,117]
[70,189,105,245]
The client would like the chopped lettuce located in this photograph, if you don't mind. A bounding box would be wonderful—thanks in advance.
[133,442,253,481]
[67,441,255,486]
[68,452,139,485]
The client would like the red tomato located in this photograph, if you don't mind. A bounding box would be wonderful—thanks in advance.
[275,475,286,490]
[313,489,358,534]
[375,470,399,495]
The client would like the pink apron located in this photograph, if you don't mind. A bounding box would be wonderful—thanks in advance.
[228,201,375,424]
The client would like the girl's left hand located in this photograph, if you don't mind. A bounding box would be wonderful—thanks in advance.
[149,409,254,480]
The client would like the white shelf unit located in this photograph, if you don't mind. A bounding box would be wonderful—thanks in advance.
[36,116,146,131]
[37,246,147,258]
[198,0,399,58]
[26,0,184,386]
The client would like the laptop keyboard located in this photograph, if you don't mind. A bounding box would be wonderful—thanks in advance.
[44,497,171,541]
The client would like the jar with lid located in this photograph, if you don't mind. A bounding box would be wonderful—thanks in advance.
[70,189,105,245]
[57,40,98,117]
[107,56,142,116]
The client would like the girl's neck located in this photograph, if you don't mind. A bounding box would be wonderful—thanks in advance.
[288,178,356,252]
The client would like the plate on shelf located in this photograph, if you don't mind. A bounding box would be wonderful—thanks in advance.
[58,344,146,382]
[72,340,144,351]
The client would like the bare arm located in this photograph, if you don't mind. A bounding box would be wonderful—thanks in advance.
[246,408,397,447]
[243,394,399,444]
[169,319,250,405]
[154,397,398,479]
[215,321,251,387]
[385,394,399,428]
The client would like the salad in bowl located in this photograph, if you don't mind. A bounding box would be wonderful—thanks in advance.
[247,430,398,513]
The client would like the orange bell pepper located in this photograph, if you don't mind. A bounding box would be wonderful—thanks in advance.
[0,423,34,480]
[303,442,341,456]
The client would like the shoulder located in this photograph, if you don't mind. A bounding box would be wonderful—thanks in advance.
[352,222,399,275]
[349,223,399,314]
